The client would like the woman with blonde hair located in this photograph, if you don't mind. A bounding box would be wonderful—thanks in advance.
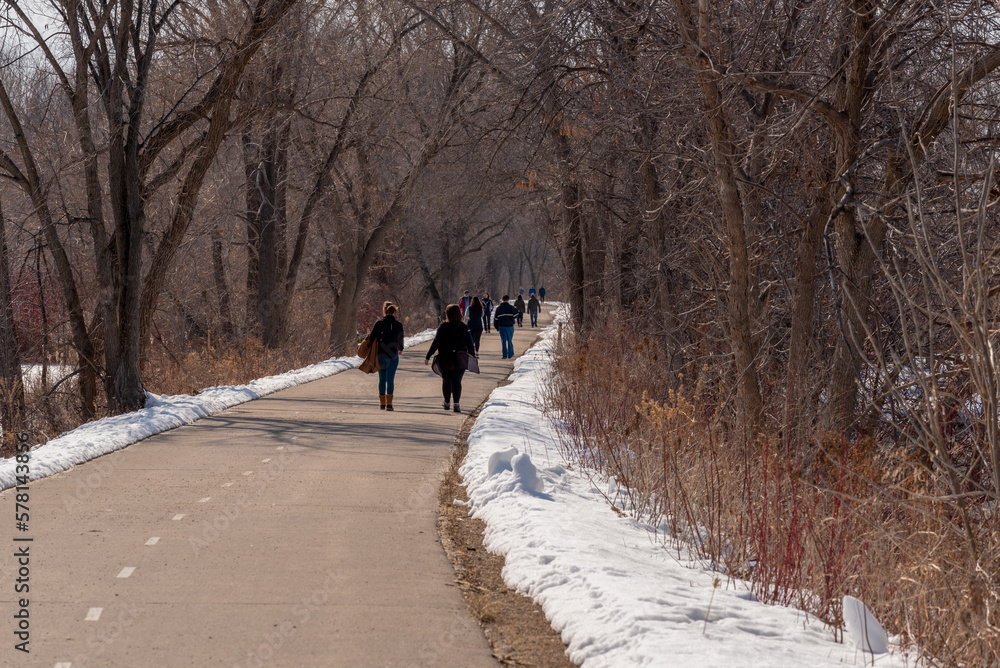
[367,301,405,410]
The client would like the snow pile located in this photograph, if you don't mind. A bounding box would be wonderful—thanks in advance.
[0,328,435,490]
[486,446,546,494]
[461,307,911,667]
[844,596,890,655]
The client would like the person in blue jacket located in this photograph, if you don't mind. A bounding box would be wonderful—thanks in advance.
[493,295,518,359]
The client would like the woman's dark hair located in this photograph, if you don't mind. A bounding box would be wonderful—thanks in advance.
[383,301,398,316]
[470,297,483,312]
[445,304,463,323]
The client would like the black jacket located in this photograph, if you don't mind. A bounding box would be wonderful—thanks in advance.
[426,322,476,365]
[493,301,518,328]
[369,316,404,358]
[467,304,484,331]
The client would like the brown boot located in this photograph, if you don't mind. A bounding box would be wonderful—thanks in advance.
[386,394,394,411]
[379,394,386,410]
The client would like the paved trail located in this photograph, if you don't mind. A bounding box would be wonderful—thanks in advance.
[1,310,553,667]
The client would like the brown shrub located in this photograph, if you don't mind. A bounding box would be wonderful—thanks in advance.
[547,322,1000,664]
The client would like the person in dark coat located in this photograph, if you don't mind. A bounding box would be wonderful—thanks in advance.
[539,286,546,302]
[514,294,526,327]
[425,304,477,413]
[367,302,405,411]
[493,295,518,359]
[481,292,494,333]
[467,296,485,352]
[528,294,540,327]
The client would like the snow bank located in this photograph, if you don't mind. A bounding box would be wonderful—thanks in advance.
[461,308,912,667]
[0,329,436,491]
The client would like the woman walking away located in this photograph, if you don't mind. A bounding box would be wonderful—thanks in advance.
[426,305,477,412]
[514,294,526,327]
[528,293,540,327]
[368,302,405,411]
[467,297,485,353]
[481,292,494,333]
[493,295,518,359]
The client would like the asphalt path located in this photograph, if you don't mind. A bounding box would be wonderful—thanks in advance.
[0,308,553,667]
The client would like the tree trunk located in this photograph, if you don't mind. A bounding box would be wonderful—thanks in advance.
[211,226,235,341]
[564,180,587,332]
[0,198,26,445]
[820,0,876,434]
[328,268,361,356]
[243,130,263,337]
[674,0,764,437]
[258,119,291,348]
[106,123,148,413]
[785,196,831,445]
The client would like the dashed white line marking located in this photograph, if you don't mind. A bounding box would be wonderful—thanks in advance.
[276,446,285,450]
[55,663,72,668]
[117,567,136,578]
[221,482,233,488]
[172,514,185,520]
[145,537,160,546]
[85,608,103,621]
[242,471,253,476]
[261,458,270,463]
[199,497,211,503]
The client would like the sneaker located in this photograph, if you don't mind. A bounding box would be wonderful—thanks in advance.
[453,404,461,413]
[443,400,450,410]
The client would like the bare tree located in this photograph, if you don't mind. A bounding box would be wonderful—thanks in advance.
[0,195,24,443]
[1,0,299,411]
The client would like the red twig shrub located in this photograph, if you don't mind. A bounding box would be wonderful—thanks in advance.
[547,321,1000,664]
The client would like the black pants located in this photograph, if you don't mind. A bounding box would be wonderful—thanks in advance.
[470,327,483,352]
[442,369,466,404]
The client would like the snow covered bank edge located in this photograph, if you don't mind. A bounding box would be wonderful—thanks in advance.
[460,308,911,667]
[0,329,436,491]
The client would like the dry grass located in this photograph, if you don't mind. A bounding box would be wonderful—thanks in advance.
[547,322,1000,666]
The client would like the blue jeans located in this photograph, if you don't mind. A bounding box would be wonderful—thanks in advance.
[498,326,514,358]
[530,311,538,326]
[378,355,399,394]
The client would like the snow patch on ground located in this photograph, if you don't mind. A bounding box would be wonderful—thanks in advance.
[0,329,435,490]
[21,364,75,391]
[461,307,913,667]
